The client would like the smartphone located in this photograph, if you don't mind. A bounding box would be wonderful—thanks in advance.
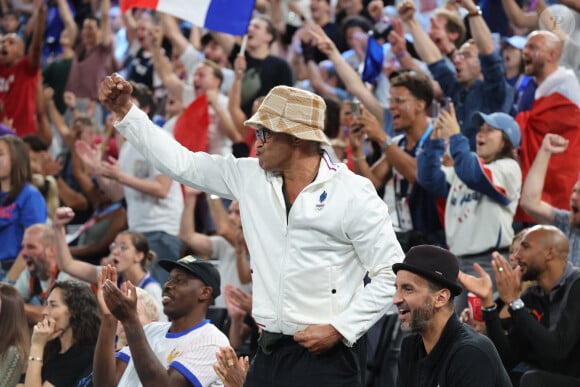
[431,100,439,119]
[441,97,452,113]
[350,100,361,119]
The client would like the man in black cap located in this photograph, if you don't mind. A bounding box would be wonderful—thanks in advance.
[93,255,230,387]
[394,245,511,387]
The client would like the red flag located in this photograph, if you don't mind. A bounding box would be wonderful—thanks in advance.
[174,94,210,152]
[516,92,580,221]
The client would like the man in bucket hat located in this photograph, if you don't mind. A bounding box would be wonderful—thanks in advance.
[99,75,404,386]
[394,245,511,387]
[94,256,229,387]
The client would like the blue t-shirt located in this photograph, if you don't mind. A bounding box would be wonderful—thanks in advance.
[506,74,536,115]
[0,183,48,261]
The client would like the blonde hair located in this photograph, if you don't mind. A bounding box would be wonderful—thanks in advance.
[135,288,160,323]
[31,174,58,219]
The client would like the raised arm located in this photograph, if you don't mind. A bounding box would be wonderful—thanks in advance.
[207,194,236,246]
[52,207,99,283]
[99,0,112,46]
[28,0,46,68]
[309,24,384,123]
[501,0,540,29]
[520,134,568,224]
[57,0,78,44]
[178,187,213,258]
[458,0,495,55]
[44,87,75,149]
[122,8,138,46]
[93,266,127,387]
[228,55,249,134]
[159,13,189,57]
[398,0,442,65]
[387,18,426,76]
[150,25,184,99]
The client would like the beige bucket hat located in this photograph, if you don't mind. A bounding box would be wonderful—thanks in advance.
[244,86,331,146]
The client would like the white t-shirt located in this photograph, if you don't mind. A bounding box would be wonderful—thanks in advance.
[210,236,252,308]
[182,87,233,156]
[443,158,521,256]
[116,320,229,387]
[14,269,79,302]
[118,135,184,236]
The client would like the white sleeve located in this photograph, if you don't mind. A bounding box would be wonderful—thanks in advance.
[115,105,258,200]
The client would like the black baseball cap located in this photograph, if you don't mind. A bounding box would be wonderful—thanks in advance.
[159,255,221,298]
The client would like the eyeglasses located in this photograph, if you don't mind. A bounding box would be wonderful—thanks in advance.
[109,242,130,252]
[256,127,273,143]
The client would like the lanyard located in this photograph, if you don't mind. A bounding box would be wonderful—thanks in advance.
[95,202,123,218]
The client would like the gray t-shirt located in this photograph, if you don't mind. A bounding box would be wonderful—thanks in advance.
[554,208,580,267]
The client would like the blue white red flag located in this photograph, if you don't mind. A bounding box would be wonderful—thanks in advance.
[121,0,255,35]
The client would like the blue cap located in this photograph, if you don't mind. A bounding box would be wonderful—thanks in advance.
[472,112,521,147]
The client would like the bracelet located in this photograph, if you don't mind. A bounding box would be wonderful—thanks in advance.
[28,356,43,363]
[352,155,366,162]
[395,50,408,61]
[209,194,220,200]
[481,303,497,313]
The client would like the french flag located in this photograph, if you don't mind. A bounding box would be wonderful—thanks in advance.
[121,0,256,35]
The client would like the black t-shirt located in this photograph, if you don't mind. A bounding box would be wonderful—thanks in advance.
[127,48,155,90]
[42,345,94,387]
[229,44,294,117]
[398,316,512,387]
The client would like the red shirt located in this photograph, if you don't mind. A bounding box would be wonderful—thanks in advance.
[0,57,39,137]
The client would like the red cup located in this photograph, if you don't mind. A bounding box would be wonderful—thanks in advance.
[467,292,483,322]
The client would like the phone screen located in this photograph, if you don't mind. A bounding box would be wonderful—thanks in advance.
[350,101,361,119]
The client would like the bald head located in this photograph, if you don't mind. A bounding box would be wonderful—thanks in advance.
[24,224,56,248]
[523,31,563,83]
[530,31,563,57]
[525,225,569,261]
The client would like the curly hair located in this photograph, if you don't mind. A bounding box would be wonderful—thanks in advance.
[44,281,101,362]
[0,283,29,362]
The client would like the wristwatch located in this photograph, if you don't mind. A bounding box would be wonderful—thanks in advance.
[381,136,396,152]
[509,298,525,312]
[467,6,482,17]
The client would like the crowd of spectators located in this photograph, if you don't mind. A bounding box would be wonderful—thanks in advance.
[0,0,580,385]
